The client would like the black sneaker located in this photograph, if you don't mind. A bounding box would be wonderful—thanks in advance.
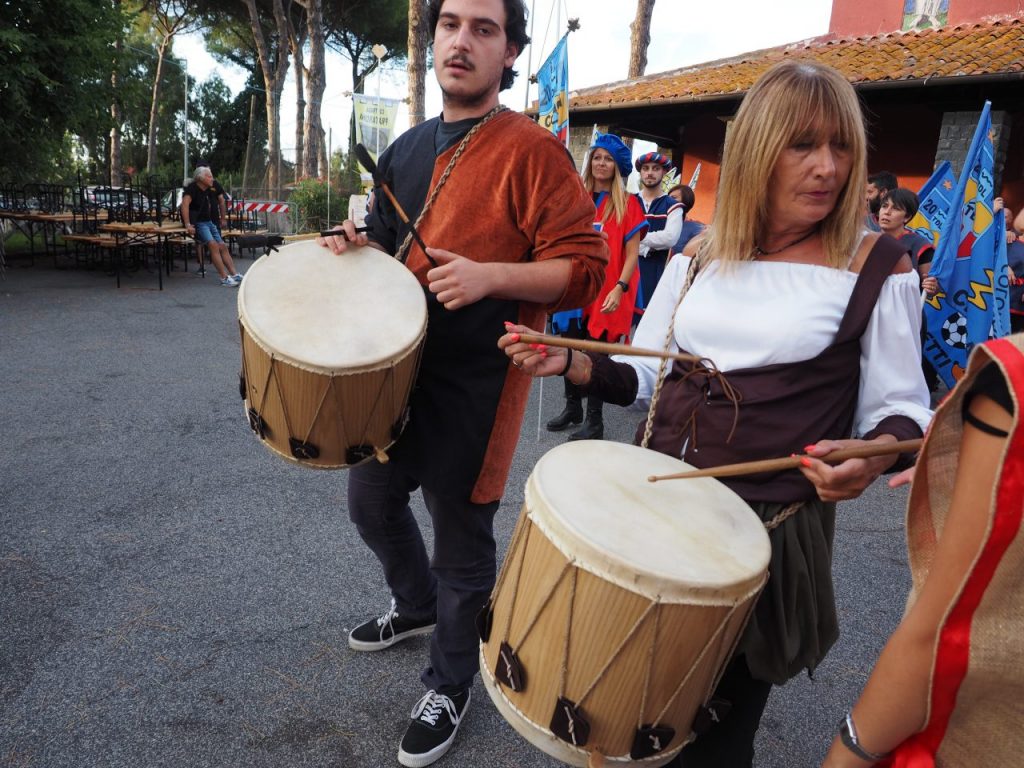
[397,689,470,767]
[347,599,436,652]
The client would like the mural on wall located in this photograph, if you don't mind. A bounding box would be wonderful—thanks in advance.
[903,0,949,30]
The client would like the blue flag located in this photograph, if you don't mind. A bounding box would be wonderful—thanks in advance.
[922,102,1011,387]
[907,161,955,246]
[537,35,569,145]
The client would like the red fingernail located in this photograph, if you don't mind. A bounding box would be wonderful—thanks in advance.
[529,343,540,350]
[800,457,813,467]
[510,333,520,342]
[803,445,816,453]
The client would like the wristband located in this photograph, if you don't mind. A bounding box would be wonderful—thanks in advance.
[839,713,891,762]
[558,348,573,377]
[615,280,629,293]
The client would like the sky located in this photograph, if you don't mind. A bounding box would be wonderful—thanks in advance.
[176,0,834,163]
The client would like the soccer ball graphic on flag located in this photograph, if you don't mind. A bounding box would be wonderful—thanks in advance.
[941,312,969,349]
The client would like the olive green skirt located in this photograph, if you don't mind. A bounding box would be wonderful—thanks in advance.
[736,499,839,685]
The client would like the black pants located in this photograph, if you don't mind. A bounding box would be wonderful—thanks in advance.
[347,459,499,694]
[665,656,773,767]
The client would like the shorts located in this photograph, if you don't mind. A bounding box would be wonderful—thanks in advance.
[194,221,225,245]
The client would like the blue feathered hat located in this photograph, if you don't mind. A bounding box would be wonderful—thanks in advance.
[634,151,673,172]
[590,133,633,178]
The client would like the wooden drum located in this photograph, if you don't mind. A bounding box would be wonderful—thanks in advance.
[479,441,770,766]
[237,240,426,468]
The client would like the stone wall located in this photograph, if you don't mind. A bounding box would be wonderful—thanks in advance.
[935,109,1012,190]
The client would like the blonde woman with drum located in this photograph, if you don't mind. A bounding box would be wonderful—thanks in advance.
[502,60,932,766]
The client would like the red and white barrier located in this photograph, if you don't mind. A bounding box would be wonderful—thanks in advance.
[230,201,290,214]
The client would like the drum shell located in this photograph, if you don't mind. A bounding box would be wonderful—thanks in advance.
[237,241,427,469]
[238,323,424,468]
[481,442,770,766]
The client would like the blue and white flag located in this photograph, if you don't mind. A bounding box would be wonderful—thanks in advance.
[922,102,1011,387]
[537,35,569,146]
[907,161,955,246]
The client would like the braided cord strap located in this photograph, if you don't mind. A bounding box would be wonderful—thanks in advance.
[640,254,702,449]
[395,104,508,263]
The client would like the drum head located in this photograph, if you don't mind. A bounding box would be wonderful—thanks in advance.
[527,441,770,603]
[238,240,427,373]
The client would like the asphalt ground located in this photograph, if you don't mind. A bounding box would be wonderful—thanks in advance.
[1,253,914,767]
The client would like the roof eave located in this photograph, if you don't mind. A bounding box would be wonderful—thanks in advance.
[569,70,1024,113]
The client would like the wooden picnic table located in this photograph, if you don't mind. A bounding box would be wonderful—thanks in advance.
[98,222,189,290]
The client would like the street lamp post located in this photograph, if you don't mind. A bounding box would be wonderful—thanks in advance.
[371,44,387,163]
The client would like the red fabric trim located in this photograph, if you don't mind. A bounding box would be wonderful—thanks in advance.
[891,339,1024,767]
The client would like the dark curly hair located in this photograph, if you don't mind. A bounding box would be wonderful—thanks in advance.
[425,0,531,91]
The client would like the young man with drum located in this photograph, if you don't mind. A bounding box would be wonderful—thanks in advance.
[321,0,606,764]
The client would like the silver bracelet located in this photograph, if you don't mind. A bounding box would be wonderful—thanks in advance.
[838,713,891,762]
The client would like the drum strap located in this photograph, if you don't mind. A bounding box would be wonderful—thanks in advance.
[641,252,703,449]
[395,104,509,264]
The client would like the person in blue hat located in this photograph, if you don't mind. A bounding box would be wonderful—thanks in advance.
[546,133,648,440]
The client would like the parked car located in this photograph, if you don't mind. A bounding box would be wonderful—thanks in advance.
[83,186,154,214]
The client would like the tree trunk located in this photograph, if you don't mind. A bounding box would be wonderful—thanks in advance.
[244,0,291,197]
[628,0,656,79]
[294,59,305,181]
[110,36,123,185]
[290,15,307,182]
[407,0,428,127]
[303,0,326,179]
[146,35,171,175]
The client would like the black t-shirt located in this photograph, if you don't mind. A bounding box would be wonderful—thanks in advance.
[362,113,514,498]
[182,180,224,224]
[365,115,480,257]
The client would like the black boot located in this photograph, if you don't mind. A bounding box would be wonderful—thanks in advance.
[546,379,583,431]
[568,396,603,441]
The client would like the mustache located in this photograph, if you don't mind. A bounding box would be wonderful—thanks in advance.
[444,55,473,69]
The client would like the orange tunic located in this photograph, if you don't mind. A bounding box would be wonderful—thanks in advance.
[401,110,608,502]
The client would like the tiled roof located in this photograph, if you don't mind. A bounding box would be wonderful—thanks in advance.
[570,16,1024,111]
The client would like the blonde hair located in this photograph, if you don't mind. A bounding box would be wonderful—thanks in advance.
[582,150,629,226]
[699,60,867,269]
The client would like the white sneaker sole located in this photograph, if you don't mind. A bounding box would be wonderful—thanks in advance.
[397,693,470,768]
[347,622,436,652]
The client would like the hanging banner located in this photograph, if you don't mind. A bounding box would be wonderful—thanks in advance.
[353,94,401,171]
[922,102,1011,387]
[537,35,570,145]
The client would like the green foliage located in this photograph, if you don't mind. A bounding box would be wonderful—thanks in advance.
[0,0,122,181]
[288,177,347,231]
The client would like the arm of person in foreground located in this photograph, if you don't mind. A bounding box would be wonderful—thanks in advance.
[821,392,1012,767]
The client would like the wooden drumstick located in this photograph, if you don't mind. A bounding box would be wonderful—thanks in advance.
[647,439,923,482]
[515,333,702,365]
[355,143,437,267]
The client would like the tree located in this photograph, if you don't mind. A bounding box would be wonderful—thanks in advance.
[628,0,656,79]
[407,0,429,128]
[0,0,122,181]
[143,0,201,174]
[243,0,292,196]
[301,0,327,178]
[323,0,408,152]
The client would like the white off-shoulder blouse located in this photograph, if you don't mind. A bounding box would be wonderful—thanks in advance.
[615,253,934,438]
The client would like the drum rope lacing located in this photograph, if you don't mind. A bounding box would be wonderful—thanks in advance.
[395,104,509,265]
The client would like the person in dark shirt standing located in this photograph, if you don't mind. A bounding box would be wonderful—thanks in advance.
[319,0,605,764]
[181,166,241,287]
